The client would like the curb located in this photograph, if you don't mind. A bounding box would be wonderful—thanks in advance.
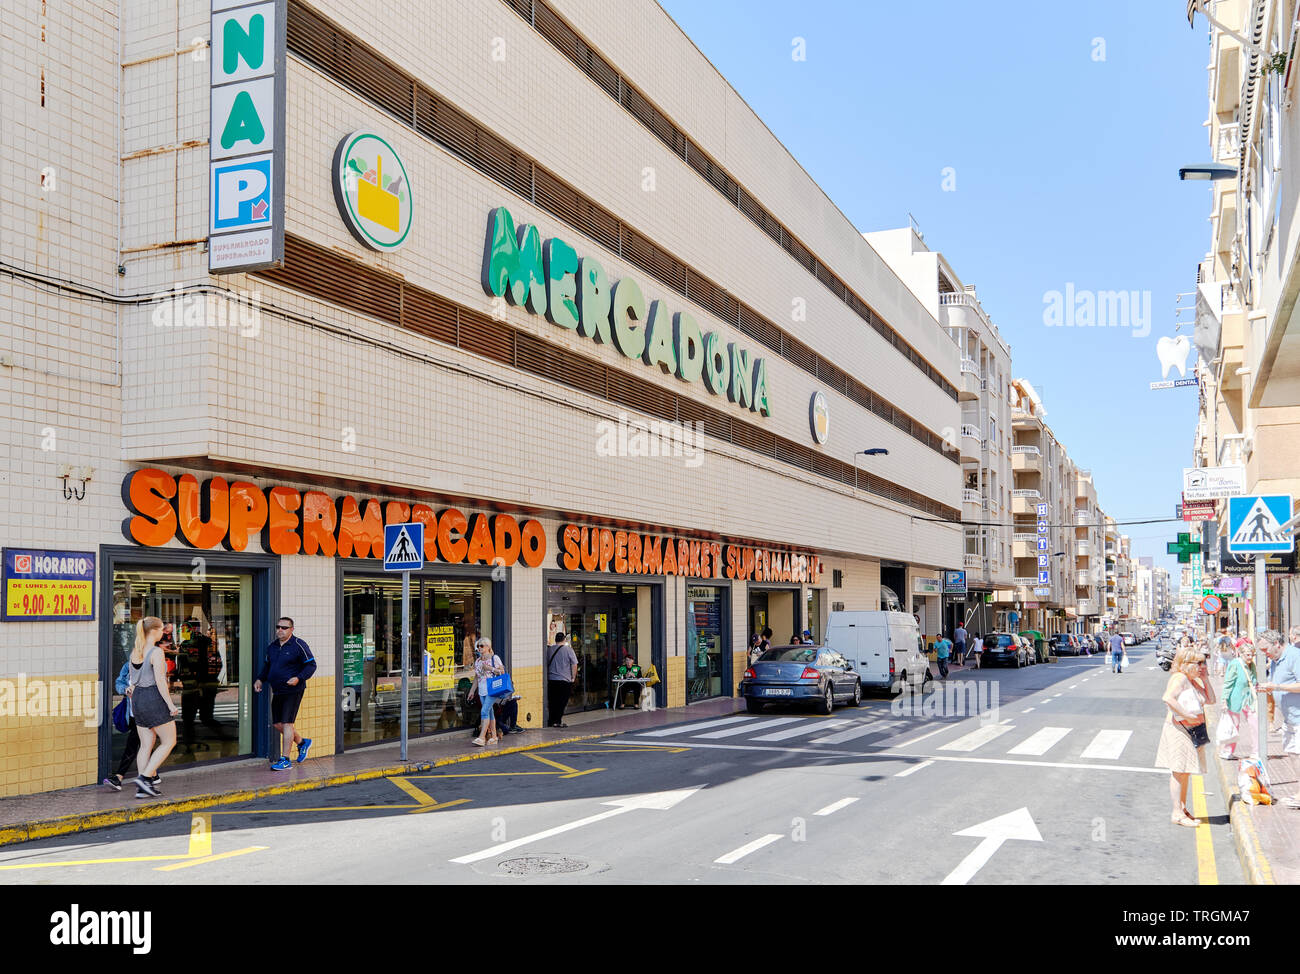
[1205,703,1276,885]
[0,731,611,849]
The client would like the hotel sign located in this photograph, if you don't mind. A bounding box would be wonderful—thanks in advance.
[482,206,771,416]
[208,0,286,273]
[557,524,820,583]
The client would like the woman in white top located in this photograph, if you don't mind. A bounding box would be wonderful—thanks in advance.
[469,636,506,747]
[1155,645,1215,827]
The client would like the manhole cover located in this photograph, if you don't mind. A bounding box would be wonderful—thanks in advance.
[497,855,588,876]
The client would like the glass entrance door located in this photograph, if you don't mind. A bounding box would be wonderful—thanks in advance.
[547,582,640,713]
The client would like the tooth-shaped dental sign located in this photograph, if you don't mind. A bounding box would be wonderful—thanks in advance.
[1156,335,1191,378]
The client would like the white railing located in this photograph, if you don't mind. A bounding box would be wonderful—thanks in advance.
[1013,532,1037,543]
[964,553,983,569]
[1076,510,1091,525]
[962,488,982,504]
[961,357,980,375]
[1013,576,1038,586]
[961,424,981,439]
[1216,121,1239,165]
[1218,433,1246,467]
[1013,489,1042,500]
[1011,445,1041,456]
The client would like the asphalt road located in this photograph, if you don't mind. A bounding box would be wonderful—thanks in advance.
[0,640,1243,885]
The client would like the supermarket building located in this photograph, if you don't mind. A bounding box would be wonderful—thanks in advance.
[0,0,961,797]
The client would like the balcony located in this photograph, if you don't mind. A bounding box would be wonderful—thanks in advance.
[1075,510,1092,526]
[1076,541,1091,557]
[1011,445,1042,474]
[959,425,983,462]
[1217,433,1247,468]
[959,358,981,401]
[963,488,982,505]
[963,553,983,570]
[1077,598,1098,616]
[1216,121,1239,165]
[1013,538,1040,559]
[1011,489,1043,515]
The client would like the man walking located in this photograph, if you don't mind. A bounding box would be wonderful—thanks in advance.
[954,623,967,667]
[546,630,578,728]
[254,617,316,770]
[1109,629,1124,673]
[1258,628,1300,755]
[935,634,951,679]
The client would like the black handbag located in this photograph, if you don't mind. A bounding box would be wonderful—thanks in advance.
[1181,721,1211,748]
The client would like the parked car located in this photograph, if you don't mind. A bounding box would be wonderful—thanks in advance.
[982,632,1028,668]
[740,645,862,714]
[1051,633,1079,656]
[1121,632,1137,647]
[823,610,931,693]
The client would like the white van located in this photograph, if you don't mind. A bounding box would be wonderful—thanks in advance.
[823,610,930,692]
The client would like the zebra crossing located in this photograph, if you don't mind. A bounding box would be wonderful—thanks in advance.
[628,713,1145,763]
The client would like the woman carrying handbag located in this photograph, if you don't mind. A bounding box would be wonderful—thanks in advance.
[469,637,506,747]
[1155,645,1215,827]
[1220,639,1258,759]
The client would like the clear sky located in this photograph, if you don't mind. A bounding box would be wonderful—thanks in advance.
[658,0,1211,580]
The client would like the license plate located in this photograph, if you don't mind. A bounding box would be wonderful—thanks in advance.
[764,688,793,696]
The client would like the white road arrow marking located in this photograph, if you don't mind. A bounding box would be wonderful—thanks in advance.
[449,788,700,864]
[941,807,1043,885]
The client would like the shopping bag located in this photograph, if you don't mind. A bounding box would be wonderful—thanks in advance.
[1215,711,1238,745]
[1121,652,1129,669]
[111,697,130,733]
[485,672,514,698]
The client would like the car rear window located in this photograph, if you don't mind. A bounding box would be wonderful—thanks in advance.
[995,635,1015,647]
[759,647,819,663]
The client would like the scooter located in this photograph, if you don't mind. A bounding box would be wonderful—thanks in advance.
[1156,641,1176,671]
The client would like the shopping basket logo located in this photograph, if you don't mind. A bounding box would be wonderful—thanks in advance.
[333,131,412,251]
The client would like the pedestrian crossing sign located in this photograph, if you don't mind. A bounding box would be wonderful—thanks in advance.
[1227,494,1294,554]
[383,522,424,571]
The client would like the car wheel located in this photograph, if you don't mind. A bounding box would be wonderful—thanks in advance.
[817,683,834,715]
[1015,653,1022,668]
[850,680,862,707]
[746,698,765,714]
[921,668,934,690]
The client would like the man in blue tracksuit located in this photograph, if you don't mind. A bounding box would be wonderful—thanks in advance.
[255,617,317,770]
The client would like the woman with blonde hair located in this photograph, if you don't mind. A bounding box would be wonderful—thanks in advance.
[468,636,506,747]
[1221,638,1259,759]
[126,616,179,798]
[1155,644,1216,826]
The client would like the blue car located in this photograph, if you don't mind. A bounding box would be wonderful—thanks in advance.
[739,645,862,715]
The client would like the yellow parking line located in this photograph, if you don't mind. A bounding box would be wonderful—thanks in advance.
[1190,777,1219,885]
[390,776,437,806]
[214,804,421,814]
[0,854,192,871]
[154,846,266,871]
[188,813,212,858]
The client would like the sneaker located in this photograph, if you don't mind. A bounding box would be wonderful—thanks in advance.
[103,774,123,792]
[134,776,159,797]
[296,737,313,763]
[270,757,292,771]
[148,775,162,793]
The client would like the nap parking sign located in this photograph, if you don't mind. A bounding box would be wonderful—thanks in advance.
[1227,494,1294,554]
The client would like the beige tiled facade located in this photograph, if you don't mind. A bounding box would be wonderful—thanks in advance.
[1,0,964,797]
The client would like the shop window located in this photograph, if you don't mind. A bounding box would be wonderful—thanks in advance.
[686,585,726,702]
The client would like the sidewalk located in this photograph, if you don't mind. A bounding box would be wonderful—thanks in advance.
[0,696,743,848]
[1205,697,1300,885]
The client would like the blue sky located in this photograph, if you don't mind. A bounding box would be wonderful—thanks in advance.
[659,0,1210,578]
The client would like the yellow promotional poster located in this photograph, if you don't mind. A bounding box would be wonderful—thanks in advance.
[425,625,456,691]
[2,549,96,621]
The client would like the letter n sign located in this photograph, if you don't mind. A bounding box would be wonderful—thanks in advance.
[209,0,286,273]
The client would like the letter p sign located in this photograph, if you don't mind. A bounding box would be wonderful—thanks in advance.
[210,155,273,233]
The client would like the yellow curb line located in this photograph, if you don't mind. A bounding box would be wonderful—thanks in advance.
[1206,702,1276,885]
[0,730,613,849]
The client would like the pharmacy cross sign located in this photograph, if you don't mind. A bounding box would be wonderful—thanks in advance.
[1166,533,1202,563]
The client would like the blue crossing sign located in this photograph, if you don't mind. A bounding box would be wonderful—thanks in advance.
[383,522,424,571]
[1227,494,1294,554]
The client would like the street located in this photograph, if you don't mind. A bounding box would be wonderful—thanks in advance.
[0,641,1241,885]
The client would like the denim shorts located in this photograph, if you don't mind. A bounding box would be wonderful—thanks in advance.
[479,693,499,720]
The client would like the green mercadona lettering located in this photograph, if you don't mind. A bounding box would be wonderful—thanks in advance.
[481,206,771,415]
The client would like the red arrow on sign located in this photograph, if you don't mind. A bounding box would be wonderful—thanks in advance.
[251,199,268,220]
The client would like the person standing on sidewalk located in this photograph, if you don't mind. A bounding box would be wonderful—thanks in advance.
[1155,645,1214,827]
[969,632,983,670]
[1258,628,1300,756]
[254,617,316,771]
[126,617,180,799]
[953,624,967,667]
[104,657,144,792]
[469,637,506,747]
[1221,638,1258,760]
[546,630,578,728]
[1110,630,1125,673]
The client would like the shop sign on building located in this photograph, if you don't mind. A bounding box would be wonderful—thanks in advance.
[913,576,942,596]
[333,131,413,251]
[557,523,820,583]
[1182,465,1246,501]
[1,549,96,622]
[209,0,286,272]
[943,570,966,596]
[482,205,771,416]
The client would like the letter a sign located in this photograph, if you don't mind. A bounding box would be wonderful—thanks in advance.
[209,0,286,273]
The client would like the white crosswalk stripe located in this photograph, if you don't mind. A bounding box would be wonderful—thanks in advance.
[1008,727,1071,756]
[1080,729,1132,760]
[937,723,1016,752]
[694,717,803,739]
[812,719,903,745]
[752,719,849,741]
[636,717,759,738]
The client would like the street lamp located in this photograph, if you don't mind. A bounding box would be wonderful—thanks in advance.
[853,448,889,493]
[1178,163,1237,181]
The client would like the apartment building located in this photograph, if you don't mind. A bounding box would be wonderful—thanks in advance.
[1189,0,1300,632]
[1075,470,1105,630]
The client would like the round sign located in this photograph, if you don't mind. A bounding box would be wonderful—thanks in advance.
[333,132,412,251]
[809,391,829,445]
[1201,594,1223,615]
